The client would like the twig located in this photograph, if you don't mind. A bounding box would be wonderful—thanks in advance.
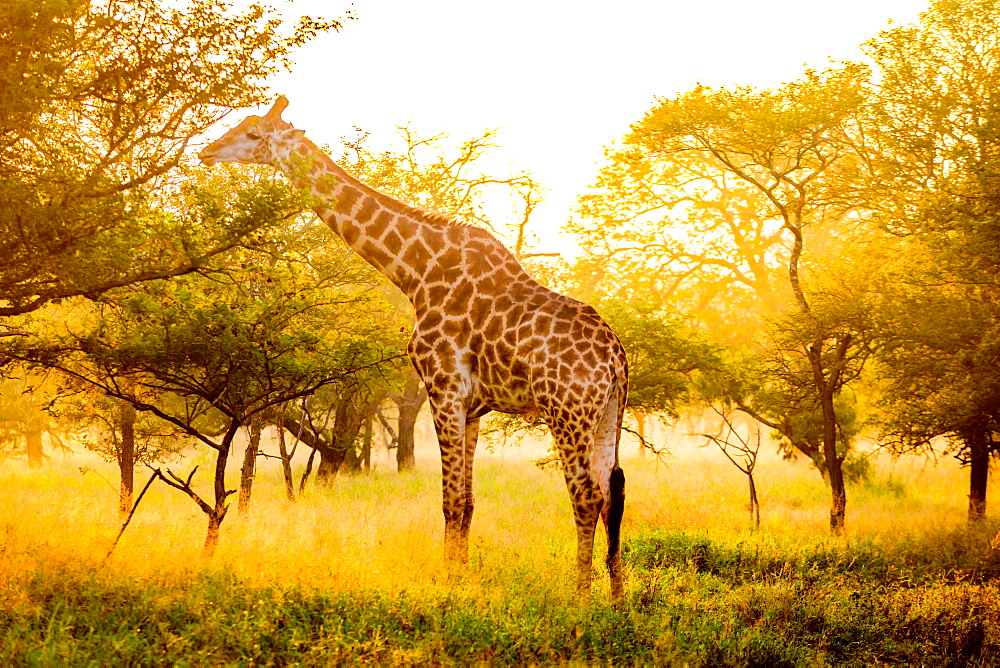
[104,469,159,560]
[159,466,215,515]
[622,424,669,458]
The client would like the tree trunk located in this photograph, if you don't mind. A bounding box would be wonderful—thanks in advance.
[237,414,263,516]
[283,416,350,485]
[333,395,364,476]
[968,425,989,523]
[118,402,137,520]
[315,449,343,481]
[204,421,237,556]
[362,414,372,472]
[631,409,647,459]
[25,429,43,468]
[818,385,846,535]
[276,414,296,502]
[342,445,362,475]
[395,368,426,472]
[300,447,317,494]
[204,511,223,559]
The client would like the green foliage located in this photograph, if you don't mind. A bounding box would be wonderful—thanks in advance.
[863,0,1000,469]
[863,0,1000,251]
[0,0,342,317]
[872,281,1000,458]
[34,170,406,431]
[2,528,999,665]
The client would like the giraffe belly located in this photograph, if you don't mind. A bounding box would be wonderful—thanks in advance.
[474,380,536,416]
[469,358,537,416]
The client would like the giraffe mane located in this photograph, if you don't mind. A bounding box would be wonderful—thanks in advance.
[362,185,479,229]
[407,206,478,228]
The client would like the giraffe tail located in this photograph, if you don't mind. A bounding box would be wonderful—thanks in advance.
[606,465,625,571]
[606,354,628,592]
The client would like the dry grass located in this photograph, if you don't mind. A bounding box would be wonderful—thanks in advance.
[0,425,990,596]
[0,426,997,664]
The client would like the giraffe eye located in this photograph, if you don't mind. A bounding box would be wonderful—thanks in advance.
[247,131,261,140]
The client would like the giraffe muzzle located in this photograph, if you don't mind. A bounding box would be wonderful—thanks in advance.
[198,148,219,165]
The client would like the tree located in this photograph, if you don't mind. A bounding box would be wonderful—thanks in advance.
[388,368,427,471]
[700,406,762,529]
[569,85,880,485]
[872,283,1000,521]
[570,149,790,335]
[621,65,874,534]
[0,0,342,320]
[0,369,73,468]
[14,172,404,554]
[862,0,1000,521]
[68,388,187,517]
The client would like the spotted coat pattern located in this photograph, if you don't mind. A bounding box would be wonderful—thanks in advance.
[199,97,629,601]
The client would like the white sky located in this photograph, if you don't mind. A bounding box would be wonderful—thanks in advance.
[260,0,929,255]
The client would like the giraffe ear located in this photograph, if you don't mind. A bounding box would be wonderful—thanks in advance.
[264,95,290,121]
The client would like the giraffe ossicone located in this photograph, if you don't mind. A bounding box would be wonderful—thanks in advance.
[200,96,630,603]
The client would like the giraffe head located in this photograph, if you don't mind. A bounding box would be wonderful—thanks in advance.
[199,96,305,167]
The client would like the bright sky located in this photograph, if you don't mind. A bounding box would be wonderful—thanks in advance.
[262,0,929,255]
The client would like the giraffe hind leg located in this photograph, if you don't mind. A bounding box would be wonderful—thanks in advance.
[593,384,625,603]
[559,448,603,599]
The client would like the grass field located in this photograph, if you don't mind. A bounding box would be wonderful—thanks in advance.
[1,429,998,665]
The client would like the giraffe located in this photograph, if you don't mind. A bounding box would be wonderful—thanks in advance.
[199,97,629,602]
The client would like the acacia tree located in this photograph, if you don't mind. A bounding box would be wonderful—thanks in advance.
[0,0,341,322]
[862,0,1000,521]
[15,173,404,554]
[872,283,1000,521]
[570,101,882,486]
[624,65,875,534]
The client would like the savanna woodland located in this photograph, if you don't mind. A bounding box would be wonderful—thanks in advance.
[1,0,1000,664]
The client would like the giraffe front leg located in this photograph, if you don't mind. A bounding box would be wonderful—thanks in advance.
[441,419,478,565]
[440,439,467,565]
[430,400,477,567]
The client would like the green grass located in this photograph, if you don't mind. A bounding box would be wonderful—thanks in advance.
[0,445,998,665]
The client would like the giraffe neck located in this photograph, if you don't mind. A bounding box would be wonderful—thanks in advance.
[277,138,441,300]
